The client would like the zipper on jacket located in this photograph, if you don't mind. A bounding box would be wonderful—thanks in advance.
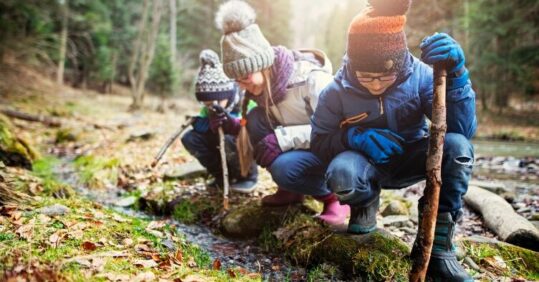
[379,97,384,115]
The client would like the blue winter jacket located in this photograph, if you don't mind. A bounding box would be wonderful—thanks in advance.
[310,53,477,164]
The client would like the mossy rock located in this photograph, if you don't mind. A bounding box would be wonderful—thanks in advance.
[460,236,539,280]
[276,215,411,281]
[221,203,318,239]
[0,114,40,169]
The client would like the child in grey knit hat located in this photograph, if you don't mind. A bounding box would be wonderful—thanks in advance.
[215,0,350,225]
[181,49,258,193]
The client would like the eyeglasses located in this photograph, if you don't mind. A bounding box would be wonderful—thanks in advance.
[356,73,397,83]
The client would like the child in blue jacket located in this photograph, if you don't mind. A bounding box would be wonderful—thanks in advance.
[311,0,476,280]
[182,49,258,193]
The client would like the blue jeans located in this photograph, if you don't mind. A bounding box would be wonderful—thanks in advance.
[326,133,474,213]
[246,107,329,196]
[269,150,330,197]
[181,129,258,181]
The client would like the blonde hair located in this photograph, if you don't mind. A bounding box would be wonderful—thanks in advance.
[237,69,273,176]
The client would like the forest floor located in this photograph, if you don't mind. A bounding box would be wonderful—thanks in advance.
[1,62,538,281]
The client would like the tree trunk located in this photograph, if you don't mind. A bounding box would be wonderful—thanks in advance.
[169,0,177,67]
[128,0,150,109]
[130,0,164,111]
[57,0,69,85]
[410,64,447,282]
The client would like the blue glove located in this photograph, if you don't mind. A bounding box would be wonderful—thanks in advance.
[192,117,210,133]
[347,127,405,164]
[420,33,465,74]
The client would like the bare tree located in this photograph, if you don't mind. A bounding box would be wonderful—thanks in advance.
[57,0,69,85]
[128,0,164,111]
[170,0,177,67]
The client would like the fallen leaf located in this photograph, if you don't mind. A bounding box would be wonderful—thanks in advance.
[134,259,158,268]
[247,273,261,279]
[10,211,23,222]
[15,222,34,240]
[133,271,156,282]
[122,238,133,246]
[146,220,166,230]
[212,259,221,270]
[181,274,211,282]
[112,213,129,223]
[147,229,164,238]
[227,268,237,278]
[69,229,84,240]
[49,230,67,247]
[135,243,152,253]
[187,257,197,268]
[82,241,97,251]
[96,273,131,282]
[37,214,51,223]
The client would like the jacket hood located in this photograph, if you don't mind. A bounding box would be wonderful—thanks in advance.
[337,51,414,98]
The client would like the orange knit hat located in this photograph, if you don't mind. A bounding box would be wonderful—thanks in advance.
[347,0,412,73]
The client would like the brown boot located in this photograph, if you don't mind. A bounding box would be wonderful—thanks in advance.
[261,188,304,207]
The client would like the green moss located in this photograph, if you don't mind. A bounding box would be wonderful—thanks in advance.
[172,200,198,224]
[54,128,78,143]
[0,233,15,241]
[307,263,342,282]
[0,114,38,168]
[462,239,539,279]
[352,232,411,281]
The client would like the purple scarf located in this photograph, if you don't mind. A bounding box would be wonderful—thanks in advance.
[248,46,295,107]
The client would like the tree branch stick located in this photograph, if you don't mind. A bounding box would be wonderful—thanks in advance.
[218,127,229,211]
[410,63,447,281]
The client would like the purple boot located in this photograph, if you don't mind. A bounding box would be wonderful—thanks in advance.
[261,188,305,207]
[314,194,351,225]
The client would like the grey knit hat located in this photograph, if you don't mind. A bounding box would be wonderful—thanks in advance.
[195,49,236,102]
[215,0,275,79]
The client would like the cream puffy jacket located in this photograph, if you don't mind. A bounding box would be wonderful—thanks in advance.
[269,49,333,152]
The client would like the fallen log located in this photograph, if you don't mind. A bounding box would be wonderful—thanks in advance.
[1,108,61,127]
[464,185,539,251]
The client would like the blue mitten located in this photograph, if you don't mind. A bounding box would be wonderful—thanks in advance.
[192,117,210,133]
[420,33,469,89]
[347,127,405,164]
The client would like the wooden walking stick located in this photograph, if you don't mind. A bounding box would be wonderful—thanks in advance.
[217,126,229,211]
[151,116,195,168]
[409,62,447,282]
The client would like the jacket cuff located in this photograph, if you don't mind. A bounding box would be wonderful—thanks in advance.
[447,68,469,90]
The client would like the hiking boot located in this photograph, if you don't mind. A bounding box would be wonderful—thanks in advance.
[230,179,257,194]
[314,193,350,225]
[347,195,379,234]
[412,211,473,282]
[261,188,304,207]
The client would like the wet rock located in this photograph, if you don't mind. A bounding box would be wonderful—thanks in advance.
[164,161,207,180]
[381,215,410,228]
[381,200,409,216]
[115,196,137,207]
[530,213,539,221]
[38,204,70,216]
[512,202,526,210]
[126,130,155,143]
[516,206,531,214]
[531,221,539,230]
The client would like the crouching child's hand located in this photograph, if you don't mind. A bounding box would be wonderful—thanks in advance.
[347,127,405,164]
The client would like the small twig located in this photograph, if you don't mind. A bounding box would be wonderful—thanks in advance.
[151,116,194,168]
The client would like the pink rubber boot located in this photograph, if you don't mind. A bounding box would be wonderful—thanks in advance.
[261,188,305,207]
[314,193,351,225]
